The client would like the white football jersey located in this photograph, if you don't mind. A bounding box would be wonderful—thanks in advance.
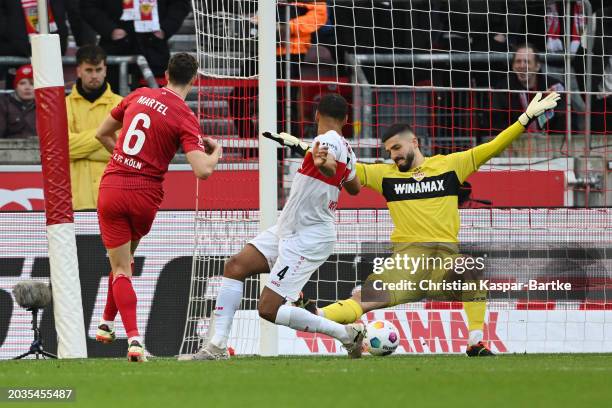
[276,130,357,241]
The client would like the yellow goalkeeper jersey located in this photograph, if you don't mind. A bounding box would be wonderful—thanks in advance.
[356,121,525,243]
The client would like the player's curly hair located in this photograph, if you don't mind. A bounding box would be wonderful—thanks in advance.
[317,93,348,121]
[167,53,199,86]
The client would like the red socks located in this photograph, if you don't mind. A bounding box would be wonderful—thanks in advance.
[102,272,118,321]
[112,274,140,339]
[102,263,134,323]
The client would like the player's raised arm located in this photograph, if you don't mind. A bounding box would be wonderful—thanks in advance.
[262,131,310,156]
[471,91,561,167]
[312,140,337,177]
[95,114,122,153]
[186,137,222,180]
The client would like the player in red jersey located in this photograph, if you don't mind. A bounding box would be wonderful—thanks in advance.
[93,53,222,362]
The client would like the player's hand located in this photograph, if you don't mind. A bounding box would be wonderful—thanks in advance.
[312,141,335,177]
[262,131,310,157]
[312,141,328,162]
[518,91,561,126]
[202,137,222,157]
[201,137,216,154]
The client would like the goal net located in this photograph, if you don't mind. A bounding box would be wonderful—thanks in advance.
[181,0,612,356]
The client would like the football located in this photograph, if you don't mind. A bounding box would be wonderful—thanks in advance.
[365,320,400,356]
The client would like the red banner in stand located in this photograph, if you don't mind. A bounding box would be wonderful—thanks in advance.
[0,167,564,211]
[0,167,260,211]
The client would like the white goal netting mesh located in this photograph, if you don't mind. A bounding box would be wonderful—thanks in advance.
[181,0,612,356]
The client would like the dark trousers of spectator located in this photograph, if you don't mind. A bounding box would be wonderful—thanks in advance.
[100,33,170,92]
[591,96,612,135]
[65,0,97,46]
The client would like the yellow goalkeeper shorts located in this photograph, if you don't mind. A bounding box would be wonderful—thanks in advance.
[364,242,476,306]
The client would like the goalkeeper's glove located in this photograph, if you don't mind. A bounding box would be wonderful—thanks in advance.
[518,91,561,126]
[262,131,310,157]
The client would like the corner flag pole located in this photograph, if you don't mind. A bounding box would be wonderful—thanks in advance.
[31,0,87,358]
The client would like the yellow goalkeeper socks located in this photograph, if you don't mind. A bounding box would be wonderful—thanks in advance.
[321,299,363,324]
[464,301,486,331]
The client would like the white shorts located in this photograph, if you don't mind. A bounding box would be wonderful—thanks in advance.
[249,225,334,302]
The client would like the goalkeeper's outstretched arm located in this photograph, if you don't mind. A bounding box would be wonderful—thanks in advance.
[471,92,561,167]
[263,130,361,194]
[262,131,310,156]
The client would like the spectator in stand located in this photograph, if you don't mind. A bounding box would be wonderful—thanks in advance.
[65,0,96,46]
[81,0,191,90]
[542,1,587,130]
[576,5,612,135]
[0,0,69,58]
[0,0,68,87]
[66,45,122,210]
[491,44,567,157]
[589,6,612,134]
[544,1,585,57]
[276,0,328,80]
[0,64,36,139]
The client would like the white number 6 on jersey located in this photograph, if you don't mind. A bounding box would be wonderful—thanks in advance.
[122,113,150,155]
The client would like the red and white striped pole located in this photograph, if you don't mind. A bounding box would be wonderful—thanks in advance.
[31,25,87,356]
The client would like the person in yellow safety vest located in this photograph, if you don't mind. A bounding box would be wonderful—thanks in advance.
[66,45,122,210]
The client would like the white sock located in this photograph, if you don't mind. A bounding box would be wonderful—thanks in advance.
[128,335,143,345]
[468,329,484,346]
[275,305,350,343]
[210,277,244,349]
[99,320,114,330]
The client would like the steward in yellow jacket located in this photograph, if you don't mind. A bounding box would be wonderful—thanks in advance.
[67,45,122,210]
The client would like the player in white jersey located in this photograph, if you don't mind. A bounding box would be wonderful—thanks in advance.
[182,94,364,360]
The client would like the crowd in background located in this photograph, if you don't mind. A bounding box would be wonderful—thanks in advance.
[0,0,191,140]
[318,0,611,136]
[1,1,610,137]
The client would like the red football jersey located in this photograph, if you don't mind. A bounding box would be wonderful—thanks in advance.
[101,87,203,188]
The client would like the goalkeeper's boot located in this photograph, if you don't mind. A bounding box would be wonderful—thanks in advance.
[292,291,318,315]
[466,341,495,357]
[186,342,230,361]
[343,323,366,359]
[127,340,147,362]
[95,323,116,344]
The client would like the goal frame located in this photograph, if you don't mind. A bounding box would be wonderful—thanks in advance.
[258,0,279,356]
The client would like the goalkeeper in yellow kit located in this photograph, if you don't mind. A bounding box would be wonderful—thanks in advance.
[267,91,560,356]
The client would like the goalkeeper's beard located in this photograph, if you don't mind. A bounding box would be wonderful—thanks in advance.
[395,151,415,172]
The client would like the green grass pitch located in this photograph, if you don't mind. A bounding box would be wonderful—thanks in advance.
[1,354,611,407]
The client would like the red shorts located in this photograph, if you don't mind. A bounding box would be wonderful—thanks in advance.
[97,187,164,249]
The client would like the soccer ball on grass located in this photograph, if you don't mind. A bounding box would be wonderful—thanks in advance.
[364,320,399,356]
